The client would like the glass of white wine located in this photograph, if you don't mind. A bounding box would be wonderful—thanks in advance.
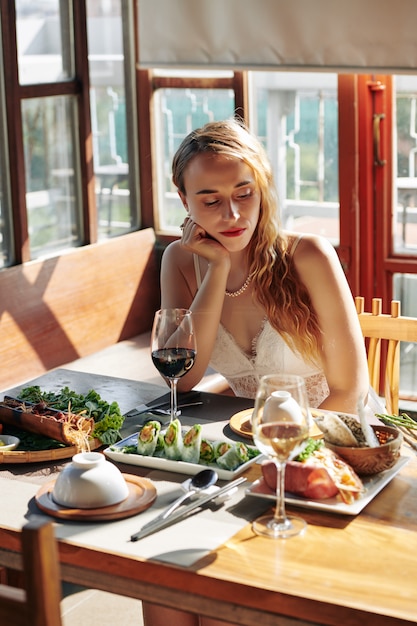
[151,308,197,423]
[251,374,310,538]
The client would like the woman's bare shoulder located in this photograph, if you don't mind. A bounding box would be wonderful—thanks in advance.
[162,239,193,267]
[161,240,197,287]
[284,231,336,263]
[162,239,183,259]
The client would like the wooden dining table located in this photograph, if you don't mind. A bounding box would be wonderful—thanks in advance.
[0,369,416,626]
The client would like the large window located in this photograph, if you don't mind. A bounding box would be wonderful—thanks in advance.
[16,0,73,85]
[15,0,84,260]
[153,80,236,231]
[147,69,417,402]
[151,71,340,242]
[250,72,339,245]
[394,75,417,256]
[0,0,139,268]
[87,0,140,239]
[393,76,417,399]
[22,96,82,258]
[0,18,13,267]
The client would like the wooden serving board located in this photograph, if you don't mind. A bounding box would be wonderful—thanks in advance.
[0,438,102,464]
[0,396,93,445]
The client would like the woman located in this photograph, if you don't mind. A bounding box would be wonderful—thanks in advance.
[161,118,368,411]
[142,118,370,626]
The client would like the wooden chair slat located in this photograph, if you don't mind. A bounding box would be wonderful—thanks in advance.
[0,520,62,626]
[355,296,417,414]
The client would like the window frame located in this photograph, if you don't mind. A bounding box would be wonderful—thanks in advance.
[137,69,248,246]
[0,1,95,264]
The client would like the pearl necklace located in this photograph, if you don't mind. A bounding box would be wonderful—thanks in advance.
[225,274,252,298]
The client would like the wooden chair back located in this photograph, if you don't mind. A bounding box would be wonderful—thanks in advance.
[0,520,62,626]
[355,296,417,414]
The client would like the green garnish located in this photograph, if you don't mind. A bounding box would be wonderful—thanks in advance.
[118,444,138,454]
[294,437,324,462]
[3,425,66,451]
[246,446,262,459]
[17,385,124,445]
[376,412,417,430]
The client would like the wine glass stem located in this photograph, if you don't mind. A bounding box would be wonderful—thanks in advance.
[170,378,179,422]
[274,460,287,525]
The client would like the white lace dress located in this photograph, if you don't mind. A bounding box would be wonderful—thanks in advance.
[193,252,330,407]
[209,319,329,407]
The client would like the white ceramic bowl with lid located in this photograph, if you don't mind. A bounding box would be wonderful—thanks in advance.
[53,452,129,509]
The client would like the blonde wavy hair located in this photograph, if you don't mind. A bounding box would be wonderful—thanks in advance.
[172,118,322,363]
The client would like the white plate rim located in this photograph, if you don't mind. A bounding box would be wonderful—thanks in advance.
[0,435,20,451]
[245,455,410,515]
[104,432,261,481]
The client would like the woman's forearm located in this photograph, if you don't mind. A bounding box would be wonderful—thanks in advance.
[318,385,368,414]
[167,262,229,391]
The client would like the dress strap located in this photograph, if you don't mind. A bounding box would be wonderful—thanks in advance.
[193,254,202,289]
[288,234,303,258]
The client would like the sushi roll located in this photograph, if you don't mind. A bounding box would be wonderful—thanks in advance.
[200,439,215,464]
[182,424,202,464]
[163,418,183,460]
[213,440,232,459]
[216,442,249,471]
[137,421,161,456]
[153,432,165,457]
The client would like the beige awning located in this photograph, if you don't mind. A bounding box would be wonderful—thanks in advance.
[137,0,417,72]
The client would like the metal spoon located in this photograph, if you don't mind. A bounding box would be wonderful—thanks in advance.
[140,468,218,529]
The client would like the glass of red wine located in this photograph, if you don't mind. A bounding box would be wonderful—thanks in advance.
[251,374,310,539]
[151,308,197,423]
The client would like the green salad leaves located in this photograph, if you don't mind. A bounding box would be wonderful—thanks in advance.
[17,385,124,445]
[293,437,324,462]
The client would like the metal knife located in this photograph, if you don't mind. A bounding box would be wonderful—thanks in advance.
[123,401,203,426]
[123,391,202,419]
[126,400,202,416]
[130,476,247,542]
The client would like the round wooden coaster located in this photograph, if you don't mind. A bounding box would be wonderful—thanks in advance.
[35,474,157,521]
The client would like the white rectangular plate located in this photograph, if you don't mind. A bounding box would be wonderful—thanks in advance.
[104,432,261,481]
[246,455,410,515]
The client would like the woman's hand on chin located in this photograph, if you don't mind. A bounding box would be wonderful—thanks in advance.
[180,218,230,265]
